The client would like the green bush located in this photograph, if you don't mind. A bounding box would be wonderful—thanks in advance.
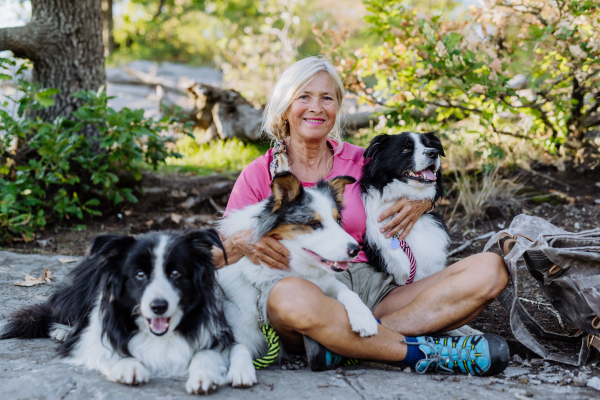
[317,0,600,154]
[0,57,190,243]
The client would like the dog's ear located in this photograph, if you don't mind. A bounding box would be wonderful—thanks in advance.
[327,176,356,205]
[364,134,391,159]
[271,172,304,212]
[182,229,227,266]
[423,131,445,157]
[88,234,135,256]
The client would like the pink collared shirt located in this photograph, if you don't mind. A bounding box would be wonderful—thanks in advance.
[224,139,369,262]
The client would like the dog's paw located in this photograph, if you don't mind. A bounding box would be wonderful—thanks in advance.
[106,358,150,386]
[49,324,70,343]
[348,310,379,337]
[227,359,257,388]
[186,366,228,395]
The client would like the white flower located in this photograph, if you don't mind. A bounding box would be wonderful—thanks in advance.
[471,84,486,94]
[416,11,432,22]
[489,58,503,74]
[462,35,480,52]
[415,67,428,78]
[452,54,465,67]
[435,41,448,57]
[569,44,588,59]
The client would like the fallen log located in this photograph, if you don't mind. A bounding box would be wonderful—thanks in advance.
[188,84,263,142]
[180,181,236,209]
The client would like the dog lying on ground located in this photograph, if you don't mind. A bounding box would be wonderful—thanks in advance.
[361,132,450,285]
[218,172,379,369]
[0,229,254,394]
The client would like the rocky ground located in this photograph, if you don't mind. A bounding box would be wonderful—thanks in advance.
[1,253,599,400]
[1,164,600,398]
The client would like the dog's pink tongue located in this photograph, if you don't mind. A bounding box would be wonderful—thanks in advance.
[151,318,169,333]
[337,261,349,271]
[421,169,437,181]
[327,261,349,271]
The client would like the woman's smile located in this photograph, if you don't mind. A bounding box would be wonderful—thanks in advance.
[304,118,325,126]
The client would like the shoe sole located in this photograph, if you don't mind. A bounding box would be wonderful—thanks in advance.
[481,333,510,376]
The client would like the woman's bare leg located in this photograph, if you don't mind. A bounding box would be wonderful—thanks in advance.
[267,252,508,361]
[374,253,508,336]
[268,277,408,361]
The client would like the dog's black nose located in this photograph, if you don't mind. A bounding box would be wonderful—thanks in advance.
[150,299,169,315]
[425,148,438,159]
[347,243,360,258]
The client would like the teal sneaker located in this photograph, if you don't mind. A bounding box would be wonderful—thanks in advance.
[412,333,509,376]
[303,335,359,371]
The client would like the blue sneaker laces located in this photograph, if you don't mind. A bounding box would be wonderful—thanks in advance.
[403,335,496,375]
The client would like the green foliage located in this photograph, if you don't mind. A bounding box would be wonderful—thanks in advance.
[0,57,189,243]
[165,134,270,174]
[111,0,366,103]
[318,0,600,154]
[112,0,304,68]
[113,1,227,65]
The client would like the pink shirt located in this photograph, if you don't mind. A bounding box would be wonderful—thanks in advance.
[224,139,368,262]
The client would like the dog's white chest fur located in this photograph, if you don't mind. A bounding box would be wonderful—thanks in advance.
[67,296,201,378]
[363,186,449,285]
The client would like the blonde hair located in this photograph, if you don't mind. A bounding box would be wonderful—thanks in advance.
[262,56,345,143]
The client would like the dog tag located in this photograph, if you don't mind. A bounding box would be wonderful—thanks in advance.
[390,238,400,249]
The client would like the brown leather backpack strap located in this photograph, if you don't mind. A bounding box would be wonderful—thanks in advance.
[498,232,517,256]
[588,334,600,352]
[513,234,534,242]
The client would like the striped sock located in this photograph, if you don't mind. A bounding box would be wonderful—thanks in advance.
[400,336,422,368]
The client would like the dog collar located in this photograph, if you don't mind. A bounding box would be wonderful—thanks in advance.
[390,234,417,285]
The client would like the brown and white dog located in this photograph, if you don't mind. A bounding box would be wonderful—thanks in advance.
[217,172,379,374]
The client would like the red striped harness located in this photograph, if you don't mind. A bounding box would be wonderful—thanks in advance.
[390,236,417,285]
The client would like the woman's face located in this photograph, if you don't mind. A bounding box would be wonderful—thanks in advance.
[284,71,338,144]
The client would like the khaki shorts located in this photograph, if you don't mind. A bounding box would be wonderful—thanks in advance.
[336,262,398,312]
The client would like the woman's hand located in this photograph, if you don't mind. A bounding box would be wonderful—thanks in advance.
[378,199,433,241]
[213,229,290,271]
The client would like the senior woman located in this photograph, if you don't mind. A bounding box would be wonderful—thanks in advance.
[211,57,510,375]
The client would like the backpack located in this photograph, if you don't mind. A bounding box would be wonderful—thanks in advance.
[483,214,600,366]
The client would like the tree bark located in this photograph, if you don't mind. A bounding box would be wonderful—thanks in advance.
[102,0,115,56]
[0,0,105,123]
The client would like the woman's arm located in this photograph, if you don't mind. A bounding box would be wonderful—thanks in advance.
[377,198,433,241]
[212,230,290,271]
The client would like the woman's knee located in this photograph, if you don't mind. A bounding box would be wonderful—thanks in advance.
[267,277,324,330]
[471,252,508,299]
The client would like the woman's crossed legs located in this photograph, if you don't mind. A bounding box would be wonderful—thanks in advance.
[267,252,508,363]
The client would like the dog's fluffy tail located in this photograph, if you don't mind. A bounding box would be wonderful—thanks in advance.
[0,303,54,339]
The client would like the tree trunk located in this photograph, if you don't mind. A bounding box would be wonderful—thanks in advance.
[102,0,115,56]
[0,0,105,123]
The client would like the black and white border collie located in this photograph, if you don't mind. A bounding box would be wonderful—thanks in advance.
[361,132,450,285]
[217,172,379,366]
[0,230,254,394]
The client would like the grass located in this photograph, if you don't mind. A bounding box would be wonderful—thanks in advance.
[156,133,271,176]
[446,164,524,230]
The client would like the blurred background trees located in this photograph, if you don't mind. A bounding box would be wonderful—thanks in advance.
[317,0,600,154]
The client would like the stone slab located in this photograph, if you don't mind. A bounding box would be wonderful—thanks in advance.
[1,251,598,400]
